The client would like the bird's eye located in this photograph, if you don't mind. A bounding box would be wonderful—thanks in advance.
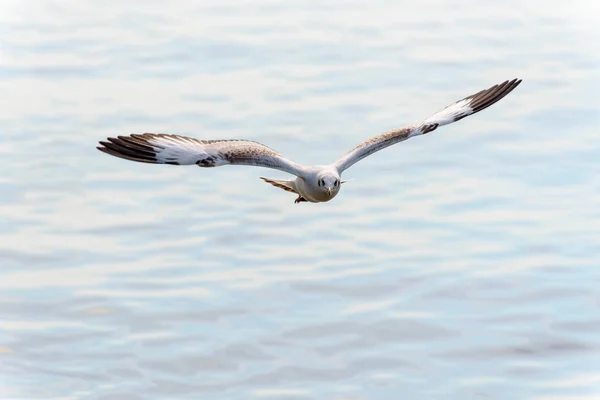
[320,179,324,186]
[334,180,338,186]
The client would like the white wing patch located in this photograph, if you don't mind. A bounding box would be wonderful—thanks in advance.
[423,98,473,127]
[146,135,228,166]
[334,79,522,172]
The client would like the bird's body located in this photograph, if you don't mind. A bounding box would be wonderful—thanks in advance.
[98,79,522,204]
[267,166,342,203]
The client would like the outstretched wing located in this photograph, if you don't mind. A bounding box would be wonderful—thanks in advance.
[97,133,305,176]
[334,79,522,172]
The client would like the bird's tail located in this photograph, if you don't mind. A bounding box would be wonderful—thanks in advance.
[260,177,298,194]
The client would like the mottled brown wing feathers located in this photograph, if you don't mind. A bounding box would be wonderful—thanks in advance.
[334,79,522,172]
[97,133,304,176]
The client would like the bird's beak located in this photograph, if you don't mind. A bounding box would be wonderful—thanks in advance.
[326,187,332,196]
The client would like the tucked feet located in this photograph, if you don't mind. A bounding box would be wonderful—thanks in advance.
[294,196,307,203]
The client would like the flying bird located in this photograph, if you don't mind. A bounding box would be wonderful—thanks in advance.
[98,78,521,203]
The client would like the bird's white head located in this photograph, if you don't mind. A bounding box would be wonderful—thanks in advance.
[316,171,342,200]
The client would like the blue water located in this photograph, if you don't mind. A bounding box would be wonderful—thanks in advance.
[1,1,599,399]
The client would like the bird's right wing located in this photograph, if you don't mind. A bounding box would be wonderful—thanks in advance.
[98,133,305,176]
[333,79,522,173]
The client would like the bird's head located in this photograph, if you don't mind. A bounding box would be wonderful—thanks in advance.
[316,172,342,199]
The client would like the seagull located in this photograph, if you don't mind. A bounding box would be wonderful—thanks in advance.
[98,78,521,204]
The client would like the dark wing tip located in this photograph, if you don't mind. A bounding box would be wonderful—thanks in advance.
[97,135,159,164]
[467,78,522,114]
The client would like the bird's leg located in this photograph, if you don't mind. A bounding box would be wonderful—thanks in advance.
[294,195,307,204]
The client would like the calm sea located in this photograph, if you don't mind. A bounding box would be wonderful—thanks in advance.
[1,0,599,399]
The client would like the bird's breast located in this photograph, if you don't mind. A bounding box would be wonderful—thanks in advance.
[294,179,337,203]
[295,179,326,203]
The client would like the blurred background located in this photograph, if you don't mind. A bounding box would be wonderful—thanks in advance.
[1,0,599,399]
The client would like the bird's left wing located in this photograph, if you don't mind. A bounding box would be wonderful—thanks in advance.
[98,133,305,176]
[333,78,522,173]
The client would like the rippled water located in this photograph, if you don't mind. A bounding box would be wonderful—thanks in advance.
[1,1,599,399]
